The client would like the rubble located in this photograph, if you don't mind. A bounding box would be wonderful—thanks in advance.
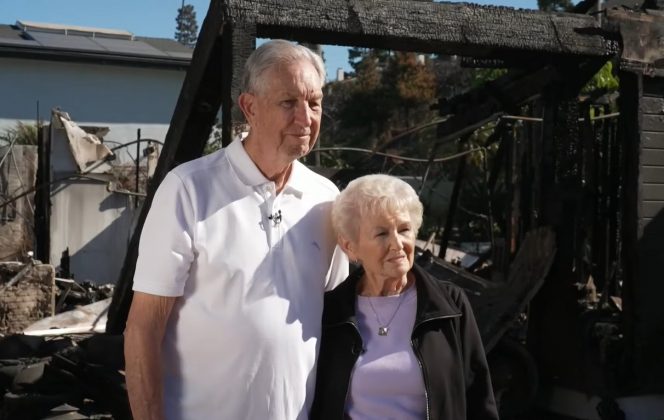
[0,261,55,335]
[0,259,123,419]
[0,333,128,420]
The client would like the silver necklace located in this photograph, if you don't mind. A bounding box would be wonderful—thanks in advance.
[366,291,407,336]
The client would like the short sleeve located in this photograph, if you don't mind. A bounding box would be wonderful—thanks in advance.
[133,171,196,297]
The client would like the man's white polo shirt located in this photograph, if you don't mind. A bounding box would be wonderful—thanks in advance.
[133,139,348,420]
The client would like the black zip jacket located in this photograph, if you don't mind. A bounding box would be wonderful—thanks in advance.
[310,263,499,420]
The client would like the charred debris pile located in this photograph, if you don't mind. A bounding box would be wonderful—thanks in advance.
[0,261,127,419]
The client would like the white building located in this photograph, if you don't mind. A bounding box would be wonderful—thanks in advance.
[0,21,193,284]
[0,20,192,144]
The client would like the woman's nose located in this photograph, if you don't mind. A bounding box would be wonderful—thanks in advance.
[388,232,403,250]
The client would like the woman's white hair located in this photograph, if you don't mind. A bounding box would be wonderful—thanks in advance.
[332,174,424,242]
[241,39,326,95]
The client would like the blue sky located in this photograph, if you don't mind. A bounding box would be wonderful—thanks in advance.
[0,0,540,80]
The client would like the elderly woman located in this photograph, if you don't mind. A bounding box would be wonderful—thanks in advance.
[311,174,499,420]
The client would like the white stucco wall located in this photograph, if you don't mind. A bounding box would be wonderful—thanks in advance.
[0,56,187,143]
[0,56,190,283]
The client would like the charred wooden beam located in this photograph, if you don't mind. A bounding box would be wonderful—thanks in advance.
[411,58,606,155]
[420,227,556,352]
[607,9,664,77]
[225,0,617,60]
[34,125,50,264]
[438,140,469,258]
[619,70,641,391]
[220,22,255,146]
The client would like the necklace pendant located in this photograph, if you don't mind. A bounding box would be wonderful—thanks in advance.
[378,326,389,336]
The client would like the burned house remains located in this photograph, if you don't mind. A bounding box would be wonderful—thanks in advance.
[1,0,663,418]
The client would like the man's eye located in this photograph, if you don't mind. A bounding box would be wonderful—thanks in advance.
[309,101,322,110]
[281,100,296,108]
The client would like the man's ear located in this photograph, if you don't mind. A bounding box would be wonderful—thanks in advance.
[338,235,357,262]
[238,92,255,123]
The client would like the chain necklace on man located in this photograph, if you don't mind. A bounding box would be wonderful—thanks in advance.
[366,290,408,336]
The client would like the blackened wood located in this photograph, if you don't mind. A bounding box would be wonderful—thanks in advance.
[607,9,664,77]
[527,91,594,391]
[438,141,468,258]
[485,227,556,351]
[106,0,227,334]
[223,0,616,59]
[504,125,516,258]
[34,124,50,264]
[425,59,605,153]
[221,23,255,146]
[522,101,543,233]
[618,71,641,390]
[421,227,556,352]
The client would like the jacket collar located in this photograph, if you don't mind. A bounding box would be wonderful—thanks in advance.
[322,263,461,327]
[411,263,462,323]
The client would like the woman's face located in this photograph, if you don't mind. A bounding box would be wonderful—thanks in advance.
[344,209,416,280]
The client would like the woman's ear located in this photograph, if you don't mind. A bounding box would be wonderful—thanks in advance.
[338,234,357,262]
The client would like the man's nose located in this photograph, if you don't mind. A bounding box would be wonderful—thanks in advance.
[294,102,312,127]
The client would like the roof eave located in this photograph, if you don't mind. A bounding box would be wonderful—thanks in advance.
[0,45,191,70]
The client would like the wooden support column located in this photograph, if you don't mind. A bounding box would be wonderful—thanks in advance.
[438,135,472,259]
[34,123,51,264]
[220,22,255,146]
[618,71,640,390]
[527,87,591,390]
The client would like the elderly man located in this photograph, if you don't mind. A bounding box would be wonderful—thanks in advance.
[124,40,348,420]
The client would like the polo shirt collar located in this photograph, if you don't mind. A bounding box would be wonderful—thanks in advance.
[284,160,306,197]
[226,139,306,197]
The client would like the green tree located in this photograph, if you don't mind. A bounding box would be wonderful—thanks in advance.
[332,50,437,152]
[175,3,198,48]
[582,61,619,94]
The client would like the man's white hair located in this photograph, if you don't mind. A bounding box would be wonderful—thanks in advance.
[332,174,424,242]
[241,39,326,95]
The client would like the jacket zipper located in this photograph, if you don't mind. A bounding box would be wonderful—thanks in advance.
[411,313,462,420]
[411,339,431,420]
